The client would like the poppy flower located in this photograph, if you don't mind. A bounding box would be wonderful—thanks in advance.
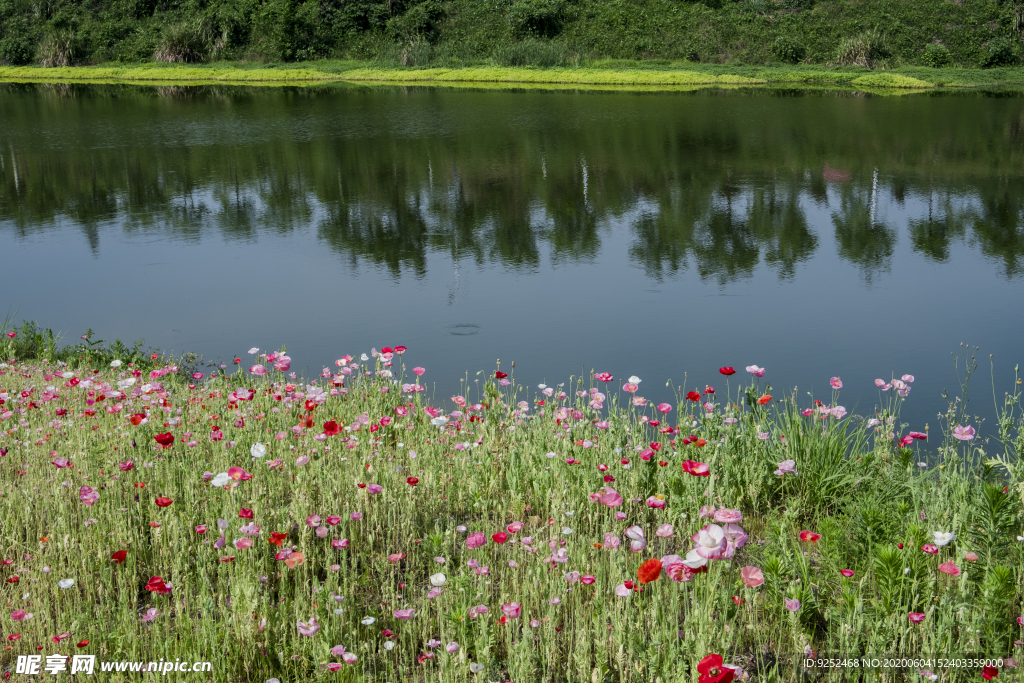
[76,640,89,648]
[153,433,174,448]
[495,371,508,379]
[407,477,419,486]
[732,596,743,605]
[719,367,736,376]
[269,532,288,546]
[839,569,854,578]
[284,551,306,569]
[492,532,508,544]
[686,391,701,402]
[908,612,925,624]
[154,497,173,508]
[756,395,772,405]
[982,665,1000,680]
[798,530,820,543]
[111,550,127,564]
[637,558,662,585]
[144,576,170,594]
[697,653,734,683]
[938,560,960,576]
[322,421,341,436]
[921,544,938,554]
[239,508,254,519]
[129,413,147,426]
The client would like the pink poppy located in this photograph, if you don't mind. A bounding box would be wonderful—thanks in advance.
[908,613,926,624]
[938,561,960,576]
[840,569,855,578]
[921,544,938,554]
[741,566,764,588]
[466,532,486,549]
[500,602,521,618]
[393,609,415,620]
[297,616,320,636]
[713,508,742,524]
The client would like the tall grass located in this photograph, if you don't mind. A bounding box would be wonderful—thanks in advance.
[0,326,1021,681]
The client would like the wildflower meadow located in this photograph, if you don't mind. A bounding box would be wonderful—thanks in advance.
[0,326,1022,682]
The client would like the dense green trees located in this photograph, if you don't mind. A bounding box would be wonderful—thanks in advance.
[2,0,1024,68]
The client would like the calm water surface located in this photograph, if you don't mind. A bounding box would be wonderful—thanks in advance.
[2,82,1024,430]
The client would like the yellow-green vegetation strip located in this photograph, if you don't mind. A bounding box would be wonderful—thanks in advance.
[0,65,345,82]
[338,67,763,86]
[0,64,942,90]
[848,73,933,89]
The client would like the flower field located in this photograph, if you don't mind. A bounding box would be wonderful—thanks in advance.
[0,330,1022,682]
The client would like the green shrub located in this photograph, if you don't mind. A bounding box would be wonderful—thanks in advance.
[507,0,566,38]
[0,15,35,66]
[981,37,1016,68]
[835,28,890,67]
[921,42,952,67]
[772,35,806,63]
[492,38,568,66]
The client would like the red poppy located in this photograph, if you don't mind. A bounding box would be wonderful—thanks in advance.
[394,346,406,354]
[756,395,772,405]
[637,558,662,585]
[407,477,419,486]
[76,639,89,648]
[686,391,701,402]
[495,371,508,379]
[7,634,21,641]
[840,569,854,578]
[154,497,173,508]
[798,530,821,543]
[6,576,18,584]
[719,367,736,376]
[269,532,288,547]
[381,347,393,354]
[144,576,170,593]
[732,596,743,605]
[492,532,508,544]
[323,421,341,436]
[697,653,734,683]
[304,400,317,412]
[111,550,127,564]
[239,508,254,519]
[982,665,1000,680]
[134,482,145,488]
[129,413,147,426]
[153,433,174,448]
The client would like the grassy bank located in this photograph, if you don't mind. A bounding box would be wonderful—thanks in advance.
[0,323,1022,681]
[6,60,1024,90]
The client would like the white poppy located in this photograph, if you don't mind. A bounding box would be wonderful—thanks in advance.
[251,443,267,458]
[110,360,122,368]
[211,473,232,487]
[57,579,75,589]
[429,573,446,587]
[933,531,955,547]
[628,376,641,384]
[360,616,376,625]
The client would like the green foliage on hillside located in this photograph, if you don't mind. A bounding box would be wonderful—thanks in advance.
[2,0,1024,68]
